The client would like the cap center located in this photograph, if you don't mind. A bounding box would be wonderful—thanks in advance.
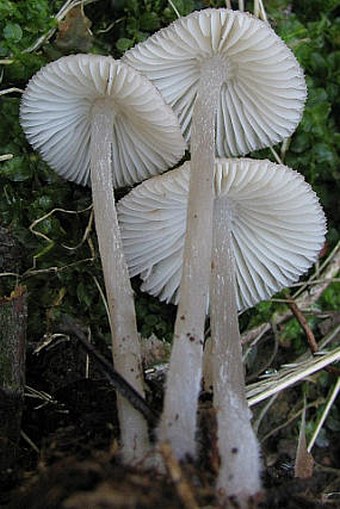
[200,55,235,85]
[91,96,118,120]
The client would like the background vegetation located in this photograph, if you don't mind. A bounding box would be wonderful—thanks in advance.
[0,0,339,473]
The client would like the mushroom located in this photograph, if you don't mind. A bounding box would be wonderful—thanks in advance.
[20,54,186,462]
[117,157,326,501]
[118,158,326,310]
[123,8,307,457]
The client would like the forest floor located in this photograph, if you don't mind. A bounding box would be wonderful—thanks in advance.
[1,320,339,509]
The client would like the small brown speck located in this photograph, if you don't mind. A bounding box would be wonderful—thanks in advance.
[228,495,238,509]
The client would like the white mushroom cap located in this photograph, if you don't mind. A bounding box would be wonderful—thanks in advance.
[20,54,186,187]
[118,158,326,311]
[123,8,307,157]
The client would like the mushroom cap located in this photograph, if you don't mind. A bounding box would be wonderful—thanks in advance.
[20,54,186,187]
[118,158,326,311]
[123,8,307,157]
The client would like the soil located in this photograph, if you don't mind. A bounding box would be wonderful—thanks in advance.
[1,330,339,509]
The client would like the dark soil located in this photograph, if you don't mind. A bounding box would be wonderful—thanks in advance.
[1,331,339,509]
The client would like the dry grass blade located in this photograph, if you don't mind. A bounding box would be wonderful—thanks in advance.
[307,377,340,453]
[254,0,268,22]
[247,330,340,407]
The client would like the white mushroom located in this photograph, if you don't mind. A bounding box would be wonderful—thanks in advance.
[123,8,307,457]
[117,158,326,501]
[119,159,325,311]
[20,54,186,463]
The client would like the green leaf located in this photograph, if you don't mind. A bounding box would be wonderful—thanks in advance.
[290,132,311,154]
[140,12,160,31]
[309,52,328,74]
[313,143,336,164]
[77,281,93,308]
[116,37,134,53]
[0,156,33,182]
[3,23,23,42]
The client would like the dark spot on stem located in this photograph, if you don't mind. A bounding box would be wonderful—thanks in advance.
[228,495,239,509]
[231,447,238,454]
[186,332,195,342]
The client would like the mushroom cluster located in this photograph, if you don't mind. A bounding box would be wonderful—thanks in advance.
[20,6,327,507]
[123,5,307,465]
[119,7,325,505]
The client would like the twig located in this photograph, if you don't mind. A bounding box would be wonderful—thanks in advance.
[260,398,325,444]
[292,241,340,301]
[253,393,279,434]
[24,258,94,276]
[0,154,13,162]
[29,205,92,245]
[287,297,319,353]
[159,442,199,509]
[92,275,112,332]
[242,244,340,346]
[60,315,158,426]
[62,207,94,251]
[0,87,24,95]
[254,0,268,22]
[85,326,91,379]
[25,385,63,410]
[20,430,40,454]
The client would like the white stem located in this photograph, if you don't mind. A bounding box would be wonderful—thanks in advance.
[90,101,149,463]
[211,197,261,505]
[158,59,225,458]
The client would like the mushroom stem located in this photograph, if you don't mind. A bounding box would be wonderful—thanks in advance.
[158,60,225,458]
[90,101,149,463]
[211,196,261,504]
